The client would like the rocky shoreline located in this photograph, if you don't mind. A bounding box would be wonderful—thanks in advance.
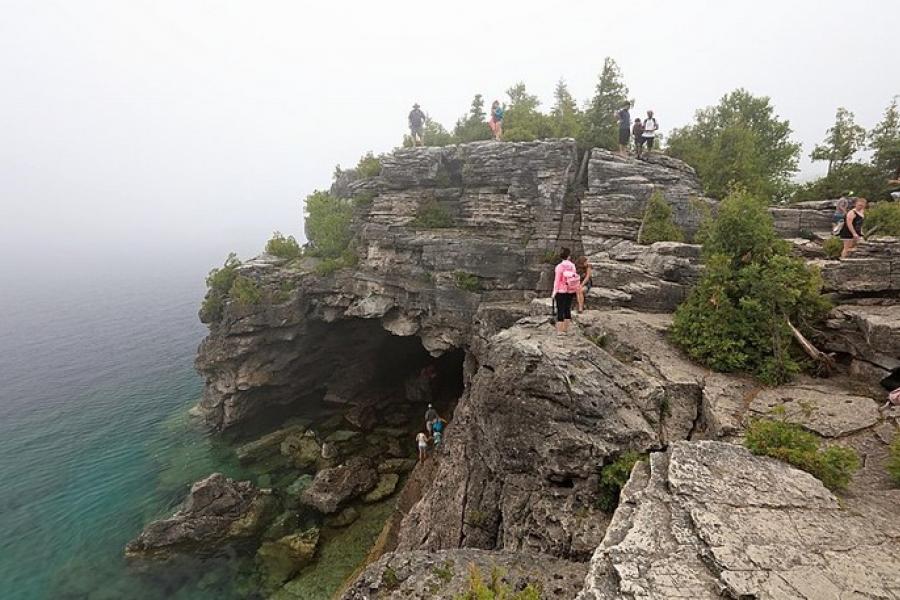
[126,140,900,598]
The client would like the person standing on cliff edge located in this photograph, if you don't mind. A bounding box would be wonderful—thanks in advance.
[551,247,579,335]
[642,110,659,153]
[615,102,631,155]
[409,103,426,147]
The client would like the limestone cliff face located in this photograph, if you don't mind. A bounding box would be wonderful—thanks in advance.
[194,141,707,431]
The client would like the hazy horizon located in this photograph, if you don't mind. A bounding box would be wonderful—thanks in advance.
[2,0,897,286]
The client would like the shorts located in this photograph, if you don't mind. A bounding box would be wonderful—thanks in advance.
[410,125,424,138]
[643,136,655,150]
[418,443,427,450]
[635,136,645,148]
[618,128,630,145]
[555,293,574,321]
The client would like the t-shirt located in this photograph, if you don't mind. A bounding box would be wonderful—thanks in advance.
[409,108,425,128]
[416,432,428,446]
[632,122,644,137]
[432,420,444,433]
[425,408,438,421]
[617,109,631,129]
[642,117,658,137]
[492,106,505,121]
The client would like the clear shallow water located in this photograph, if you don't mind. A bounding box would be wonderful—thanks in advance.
[0,268,252,599]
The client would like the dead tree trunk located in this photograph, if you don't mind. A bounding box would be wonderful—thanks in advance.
[788,319,836,374]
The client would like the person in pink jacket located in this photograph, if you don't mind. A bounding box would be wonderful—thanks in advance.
[551,247,579,334]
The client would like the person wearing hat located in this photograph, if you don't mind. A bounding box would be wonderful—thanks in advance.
[408,103,426,147]
[425,403,439,434]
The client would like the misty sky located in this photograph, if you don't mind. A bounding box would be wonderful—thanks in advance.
[1,0,897,283]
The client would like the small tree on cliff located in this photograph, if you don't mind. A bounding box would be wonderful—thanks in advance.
[667,89,801,200]
[304,190,353,259]
[550,78,583,140]
[810,107,866,175]
[502,82,552,142]
[671,188,830,384]
[869,95,900,179]
[453,94,493,143]
[581,57,630,151]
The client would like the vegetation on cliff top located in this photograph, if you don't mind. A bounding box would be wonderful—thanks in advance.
[454,565,541,600]
[200,252,242,322]
[671,187,830,384]
[597,451,646,512]
[265,231,302,259]
[745,416,859,491]
[304,190,354,259]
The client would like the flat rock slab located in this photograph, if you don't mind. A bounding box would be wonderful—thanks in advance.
[342,549,587,599]
[750,383,879,437]
[578,440,900,600]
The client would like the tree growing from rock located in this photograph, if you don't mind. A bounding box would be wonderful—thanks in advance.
[637,191,685,244]
[667,89,801,201]
[453,94,493,143]
[810,107,866,175]
[671,188,830,384]
[869,95,900,179]
[501,82,552,142]
[581,57,630,151]
[549,78,582,140]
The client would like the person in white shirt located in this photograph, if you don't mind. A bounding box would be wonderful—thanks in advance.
[416,431,429,462]
[642,110,659,153]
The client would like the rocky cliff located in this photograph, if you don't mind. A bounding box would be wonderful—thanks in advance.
[166,140,900,598]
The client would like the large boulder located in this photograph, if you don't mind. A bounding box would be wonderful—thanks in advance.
[256,528,320,589]
[124,473,275,558]
[300,457,379,514]
[394,317,673,560]
[578,441,900,599]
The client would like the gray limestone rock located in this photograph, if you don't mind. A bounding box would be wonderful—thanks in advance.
[750,383,880,437]
[578,440,900,600]
[300,457,378,514]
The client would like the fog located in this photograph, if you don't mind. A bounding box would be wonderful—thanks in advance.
[1,0,896,285]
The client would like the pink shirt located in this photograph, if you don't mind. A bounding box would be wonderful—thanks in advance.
[553,259,577,294]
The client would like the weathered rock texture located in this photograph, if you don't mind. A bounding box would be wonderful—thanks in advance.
[195,142,711,430]
[578,441,900,600]
[342,549,587,600]
[125,473,274,558]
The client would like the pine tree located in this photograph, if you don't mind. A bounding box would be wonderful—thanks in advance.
[502,82,551,142]
[452,94,492,143]
[810,107,866,175]
[550,78,582,139]
[869,96,900,179]
[581,58,630,151]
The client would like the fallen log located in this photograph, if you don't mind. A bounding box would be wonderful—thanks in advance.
[788,319,836,374]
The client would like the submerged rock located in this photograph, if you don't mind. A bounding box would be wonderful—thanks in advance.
[326,506,360,528]
[300,457,379,514]
[280,430,321,469]
[578,440,900,599]
[256,528,320,589]
[235,423,308,463]
[364,473,400,503]
[125,473,275,559]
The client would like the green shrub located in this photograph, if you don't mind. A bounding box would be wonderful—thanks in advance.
[454,271,481,292]
[433,560,455,584]
[671,188,831,385]
[314,249,358,276]
[229,275,262,307]
[200,253,241,322]
[304,191,354,259]
[689,197,714,244]
[454,565,540,600]
[265,231,302,259]
[356,152,382,178]
[822,236,843,259]
[638,190,685,244]
[888,437,900,486]
[381,566,400,591]
[745,419,859,491]
[791,162,888,203]
[353,191,377,208]
[864,201,900,237]
[597,451,645,512]
[412,199,454,228]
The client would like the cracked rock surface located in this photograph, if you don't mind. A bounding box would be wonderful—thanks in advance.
[578,440,900,600]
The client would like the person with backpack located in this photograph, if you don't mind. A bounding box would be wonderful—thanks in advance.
[831,195,852,236]
[425,403,439,434]
[839,197,867,258]
[551,247,580,334]
[431,416,446,447]
[490,100,505,141]
[632,118,645,159]
[615,103,631,155]
[408,103,426,147]
[642,110,659,153]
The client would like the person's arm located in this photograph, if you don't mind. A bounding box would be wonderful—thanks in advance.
[551,266,560,298]
[845,209,860,238]
[582,265,592,286]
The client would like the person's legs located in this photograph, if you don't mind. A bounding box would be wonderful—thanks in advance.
[841,239,856,258]
[418,444,426,461]
[556,293,573,333]
[576,287,584,312]
[497,122,503,140]
[645,137,654,153]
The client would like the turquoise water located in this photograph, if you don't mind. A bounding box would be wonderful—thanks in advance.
[0,269,254,599]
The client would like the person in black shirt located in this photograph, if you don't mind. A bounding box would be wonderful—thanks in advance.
[616,103,631,155]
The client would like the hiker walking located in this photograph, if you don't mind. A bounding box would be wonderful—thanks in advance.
[551,247,579,334]
[408,103,426,147]
[432,416,447,447]
[416,431,429,462]
[425,403,439,434]
[642,110,659,153]
[574,256,593,313]
[490,100,505,141]
[632,118,645,159]
[616,103,631,155]
[839,197,867,258]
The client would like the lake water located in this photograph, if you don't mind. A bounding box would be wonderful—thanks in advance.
[0,267,257,599]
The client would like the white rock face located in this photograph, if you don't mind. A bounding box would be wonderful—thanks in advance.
[750,383,880,437]
[578,441,900,600]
